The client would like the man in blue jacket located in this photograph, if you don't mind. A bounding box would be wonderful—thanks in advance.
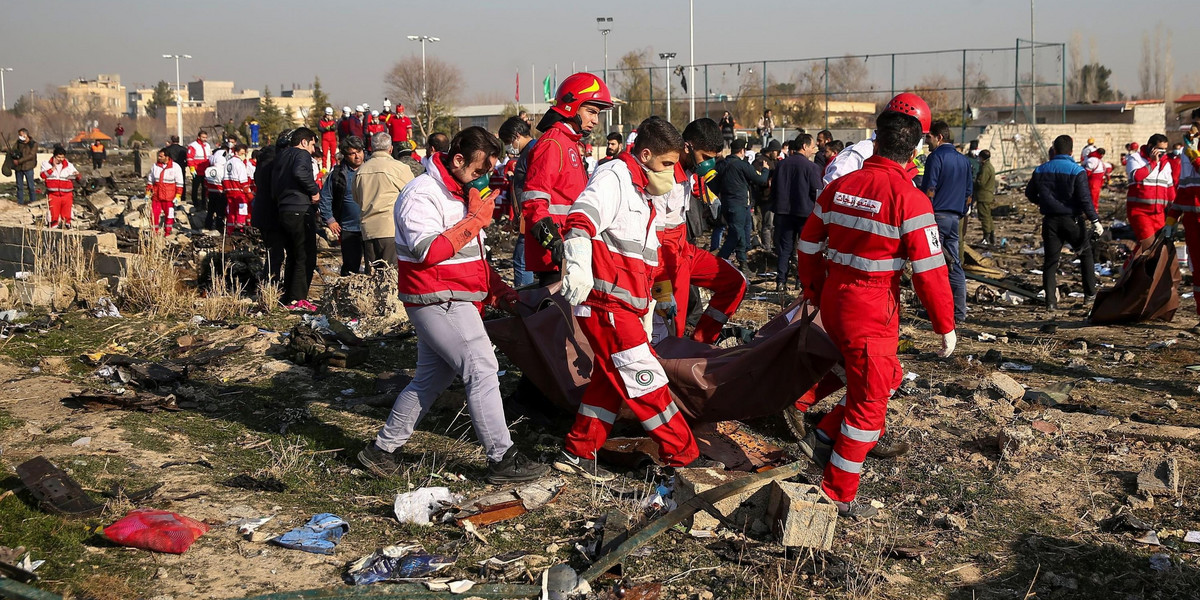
[771,134,822,289]
[921,121,973,322]
[1025,135,1103,313]
[716,138,769,272]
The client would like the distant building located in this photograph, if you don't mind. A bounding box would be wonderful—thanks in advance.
[453,103,551,134]
[187,80,259,106]
[59,74,127,115]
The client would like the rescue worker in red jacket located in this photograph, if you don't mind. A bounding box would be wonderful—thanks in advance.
[146,148,184,236]
[365,111,386,152]
[40,145,81,228]
[1165,116,1200,325]
[553,117,715,482]
[223,143,253,235]
[522,72,613,286]
[357,127,548,484]
[650,118,747,343]
[796,103,957,518]
[339,106,364,143]
[1125,133,1174,254]
[318,107,339,170]
[1083,148,1108,213]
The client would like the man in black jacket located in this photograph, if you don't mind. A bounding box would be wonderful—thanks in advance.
[1025,135,1104,313]
[271,127,322,309]
[772,134,823,288]
[716,139,769,271]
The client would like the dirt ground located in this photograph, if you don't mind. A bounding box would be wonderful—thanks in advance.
[0,153,1199,599]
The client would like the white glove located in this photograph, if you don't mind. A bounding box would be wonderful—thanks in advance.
[938,330,957,358]
[560,236,594,306]
[642,299,657,340]
[1092,220,1103,236]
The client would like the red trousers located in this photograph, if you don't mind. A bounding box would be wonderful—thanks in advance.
[565,305,699,466]
[151,200,174,235]
[657,225,747,342]
[1087,173,1103,212]
[814,277,902,503]
[1127,203,1165,241]
[321,133,338,170]
[1182,214,1200,316]
[225,191,249,234]
[48,191,73,227]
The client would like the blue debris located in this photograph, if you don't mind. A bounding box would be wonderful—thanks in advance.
[272,513,349,555]
[344,544,456,585]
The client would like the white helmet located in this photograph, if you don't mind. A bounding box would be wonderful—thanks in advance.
[371,110,380,117]
[383,98,392,110]
[324,106,334,115]
[342,105,352,114]
[355,105,364,112]
[363,103,371,110]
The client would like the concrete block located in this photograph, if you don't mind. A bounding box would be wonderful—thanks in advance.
[1108,422,1200,444]
[981,372,1025,401]
[674,467,774,531]
[0,244,35,266]
[95,252,139,276]
[1137,458,1179,497]
[13,280,55,307]
[766,481,837,550]
[83,191,115,212]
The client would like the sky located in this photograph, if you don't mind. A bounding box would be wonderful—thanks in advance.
[2,0,1196,109]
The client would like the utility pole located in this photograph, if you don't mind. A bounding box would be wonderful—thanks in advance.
[660,52,676,123]
[407,35,441,140]
[597,17,613,133]
[1030,0,1036,128]
[688,0,695,121]
[0,68,12,111]
[163,54,192,145]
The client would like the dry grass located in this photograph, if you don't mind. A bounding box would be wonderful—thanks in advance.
[256,436,314,480]
[196,259,251,321]
[119,232,193,316]
[256,279,283,313]
[28,226,103,310]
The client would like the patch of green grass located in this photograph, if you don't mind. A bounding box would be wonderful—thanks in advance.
[0,408,22,432]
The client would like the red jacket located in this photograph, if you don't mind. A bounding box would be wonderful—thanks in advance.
[186,140,212,171]
[338,117,363,140]
[563,152,660,315]
[146,160,184,202]
[797,155,955,335]
[522,121,587,272]
[318,118,337,136]
[1169,153,1200,219]
[388,115,412,142]
[1127,149,1174,209]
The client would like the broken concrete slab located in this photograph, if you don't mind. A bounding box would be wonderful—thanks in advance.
[95,252,140,276]
[1137,458,1179,497]
[1108,422,1200,444]
[981,372,1025,401]
[998,425,1037,459]
[675,467,773,531]
[765,481,837,550]
[1040,409,1121,434]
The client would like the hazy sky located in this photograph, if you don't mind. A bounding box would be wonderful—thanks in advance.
[2,0,1195,109]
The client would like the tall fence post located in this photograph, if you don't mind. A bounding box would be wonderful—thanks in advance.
[890,53,895,97]
[1061,42,1067,124]
[704,64,709,119]
[961,49,967,143]
[761,61,767,121]
[648,66,653,118]
[1013,39,1020,120]
[824,56,830,129]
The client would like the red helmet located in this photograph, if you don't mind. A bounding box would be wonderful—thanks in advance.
[550,72,613,118]
[883,92,932,134]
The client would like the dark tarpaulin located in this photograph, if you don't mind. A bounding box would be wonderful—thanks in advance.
[485,287,842,424]
[1090,232,1181,325]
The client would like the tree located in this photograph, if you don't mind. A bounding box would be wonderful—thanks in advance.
[1068,33,1116,103]
[612,49,660,128]
[10,94,32,118]
[255,87,293,143]
[383,55,465,141]
[146,80,175,118]
[307,76,331,130]
[827,55,872,97]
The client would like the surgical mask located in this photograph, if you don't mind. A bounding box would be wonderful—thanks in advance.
[18,135,27,142]
[646,168,676,195]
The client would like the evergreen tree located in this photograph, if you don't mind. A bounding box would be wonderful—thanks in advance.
[307,77,331,130]
[256,87,291,142]
[146,80,176,118]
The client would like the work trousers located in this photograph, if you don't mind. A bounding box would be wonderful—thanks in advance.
[565,306,699,467]
[774,214,806,286]
[14,170,36,205]
[653,226,747,343]
[191,173,205,205]
[225,191,249,234]
[338,230,364,276]
[261,227,286,285]
[1087,174,1103,213]
[755,205,775,251]
[717,203,750,265]
[1041,214,1096,307]
[934,212,967,322]
[151,200,175,235]
[815,277,903,503]
[512,235,534,287]
[1126,203,1165,242]
[279,209,318,303]
[1182,214,1200,316]
[321,134,338,170]
[205,191,226,231]
[976,198,995,237]
[47,191,73,227]
[376,301,513,462]
[363,237,398,274]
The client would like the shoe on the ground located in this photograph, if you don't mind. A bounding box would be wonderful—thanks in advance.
[1083,295,1095,305]
[357,442,402,477]
[834,499,879,518]
[799,430,833,470]
[867,431,910,459]
[552,450,616,482]
[486,447,549,484]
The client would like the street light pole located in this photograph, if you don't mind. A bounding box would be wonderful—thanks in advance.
[407,35,441,141]
[659,52,676,123]
[0,68,12,111]
[597,17,613,133]
[688,0,695,121]
[162,54,192,145]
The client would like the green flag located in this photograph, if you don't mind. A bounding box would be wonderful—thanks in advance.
[543,74,554,103]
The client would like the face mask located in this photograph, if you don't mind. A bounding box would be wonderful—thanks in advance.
[504,144,519,157]
[646,168,676,195]
[18,135,27,142]
[914,138,926,154]
[695,158,717,184]
[467,173,491,196]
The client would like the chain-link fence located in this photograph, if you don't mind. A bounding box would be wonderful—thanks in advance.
[605,40,1065,156]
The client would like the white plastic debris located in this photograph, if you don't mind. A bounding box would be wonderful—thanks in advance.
[71,437,92,447]
[1092,377,1115,384]
[394,487,460,526]
[233,515,274,535]
[1000,291,1025,305]
[904,372,919,382]
[1184,531,1200,544]
[1001,362,1033,372]
[92,297,121,318]
[977,333,997,342]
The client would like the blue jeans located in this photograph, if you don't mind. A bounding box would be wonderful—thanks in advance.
[933,212,967,322]
[717,205,749,264]
[512,234,534,287]
[15,170,35,205]
[709,224,725,251]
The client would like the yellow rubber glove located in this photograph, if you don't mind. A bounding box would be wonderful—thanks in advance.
[652,280,677,320]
